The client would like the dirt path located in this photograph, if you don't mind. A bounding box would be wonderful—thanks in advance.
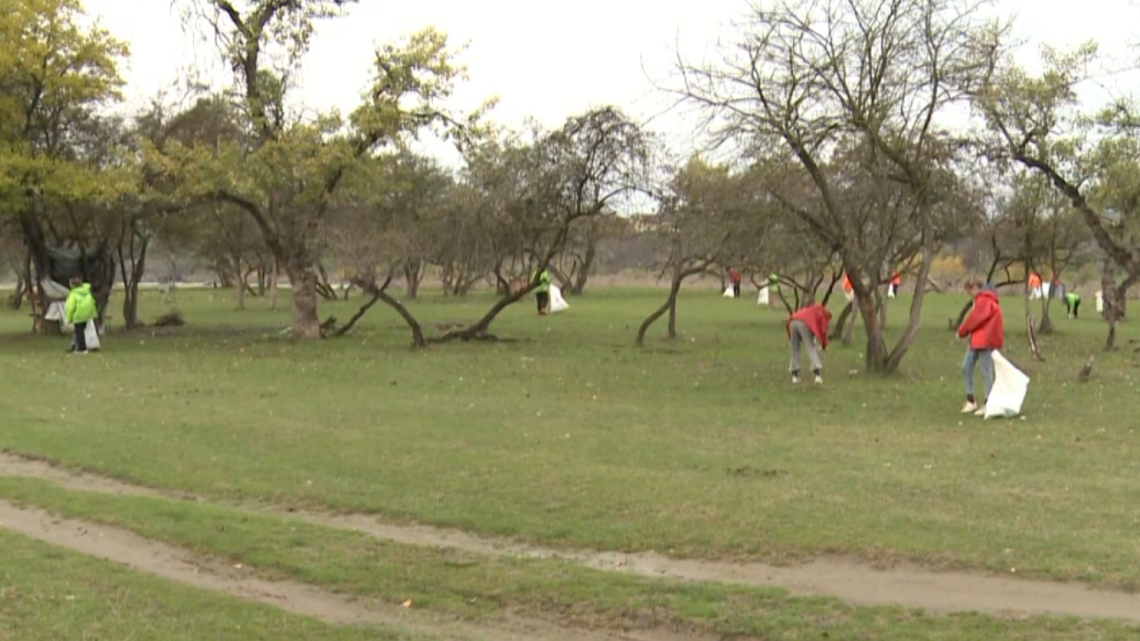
[4,451,1140,623]
[0,500,708,641]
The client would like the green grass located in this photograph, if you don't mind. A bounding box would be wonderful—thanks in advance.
[2,283,1139,633]
[2,288,1139,585]
[0,526,418,641]
[2,476,1137,641]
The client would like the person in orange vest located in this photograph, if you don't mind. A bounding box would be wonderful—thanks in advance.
[1027,272,1042,299]
[842,273,854,302]
[727,266,742,298]
[890,270,901,297]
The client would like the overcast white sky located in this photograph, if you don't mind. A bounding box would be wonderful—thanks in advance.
[82,0,1140,163]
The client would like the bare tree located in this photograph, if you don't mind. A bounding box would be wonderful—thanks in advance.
[677,0,1006,371]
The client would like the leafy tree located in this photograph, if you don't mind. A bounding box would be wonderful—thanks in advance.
[636,157,765,345]
[168,0,474,338]
[0,0,130,331]
[975,42,1140,349]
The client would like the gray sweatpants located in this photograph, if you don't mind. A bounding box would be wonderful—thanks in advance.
[789,319,822,373]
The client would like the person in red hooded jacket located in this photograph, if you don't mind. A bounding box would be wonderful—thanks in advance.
[956,279,1004,415]
[786,303,831,384]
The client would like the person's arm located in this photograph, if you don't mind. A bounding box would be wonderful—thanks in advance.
[957,303,992,338]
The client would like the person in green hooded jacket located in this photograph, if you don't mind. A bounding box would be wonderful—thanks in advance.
[534,268,552,316]
[1064,291,1082,319]
[64,278,98,353]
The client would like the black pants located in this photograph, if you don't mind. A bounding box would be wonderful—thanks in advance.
[74,321,88,352]
[1067,299,1080,318]
[732,283,741,298]
[536,291,549,312]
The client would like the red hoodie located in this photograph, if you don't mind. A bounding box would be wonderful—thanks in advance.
[787,304,832,349]
[957,289,1004,350]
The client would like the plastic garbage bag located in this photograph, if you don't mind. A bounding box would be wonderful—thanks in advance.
[549,285,569,313]
[85,321,101,351]
[757,286,770,305]
[723,286,735,298]
[984,350,1028,419]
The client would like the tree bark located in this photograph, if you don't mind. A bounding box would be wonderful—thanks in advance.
[571,242,596,295]
[285,260,322,339]
[403,260,423,300]
[378,288,426,348]
[268,260,279,310]
[235,256,246,311]
[880,241,935,371]
[118,232,150,330]
[830,302,854,340]
[1103,260,1119,352]
[636,276,683,346]
[637,265,704,346]
[856,291,891,369]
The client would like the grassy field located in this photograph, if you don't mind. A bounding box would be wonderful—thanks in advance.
[2,285,1139,638]
[0,527,417,641]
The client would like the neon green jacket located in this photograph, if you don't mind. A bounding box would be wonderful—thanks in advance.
[65,283,98,324]
[1066,292,1081,304]
[534,269,551,294]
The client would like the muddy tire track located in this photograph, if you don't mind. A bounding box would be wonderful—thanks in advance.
[4,451,1140,623]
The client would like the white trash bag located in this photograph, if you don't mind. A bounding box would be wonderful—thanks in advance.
[549,285,569,313]
[723,286,735,298]
[84,321,101,351]
[1096,290,1104,313]
[984,350,1028,419]
[757,286,770,306]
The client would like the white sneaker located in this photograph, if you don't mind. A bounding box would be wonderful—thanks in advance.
[974,406,986,416]
[814,375,823,385]
[960,401,978,414]
[792,375,801,384]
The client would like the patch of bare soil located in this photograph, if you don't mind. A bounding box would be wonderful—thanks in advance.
[4,450,1140,623]
[0,501,711,641]
[293,512,1140,622]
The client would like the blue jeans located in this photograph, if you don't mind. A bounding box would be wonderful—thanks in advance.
[962,348,994,401]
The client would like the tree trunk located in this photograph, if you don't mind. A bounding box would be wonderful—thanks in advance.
[315,263,338,301]
[637,271,690,346]
[235,256,246,310]
[269,260,279,310]
[880,241,936,371]
[404,260,423,300]
[7,249,30,309]
[118,233,149,330]
[285,259,322,339]
[571,243,596,295]
[1103,260,1119,352]
[830,302,854,341]
[378,288,426,348]
[334,274,426,347]
[857,291,891,370]
[1037,292,1055,335]
[667,282,679,339]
